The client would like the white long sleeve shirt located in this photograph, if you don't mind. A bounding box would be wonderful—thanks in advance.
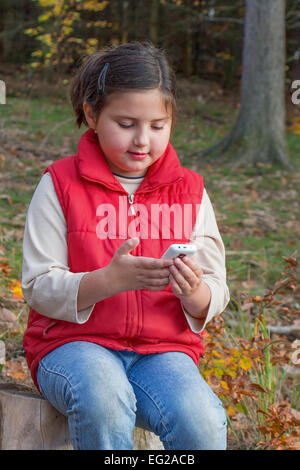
[21,171,230,333]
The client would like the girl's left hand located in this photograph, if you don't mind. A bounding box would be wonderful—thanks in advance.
[169,255,203,299]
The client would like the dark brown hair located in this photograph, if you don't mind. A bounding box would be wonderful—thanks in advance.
[70,41,177,129]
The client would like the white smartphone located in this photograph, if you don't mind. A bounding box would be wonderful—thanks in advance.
[161,244,197,260]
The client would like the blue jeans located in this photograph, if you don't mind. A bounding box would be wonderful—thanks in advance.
[37,341,227,450]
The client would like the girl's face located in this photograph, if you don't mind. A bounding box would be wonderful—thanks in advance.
[83,89,172,177]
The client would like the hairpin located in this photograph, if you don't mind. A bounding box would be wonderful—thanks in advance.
[97,62,109,94]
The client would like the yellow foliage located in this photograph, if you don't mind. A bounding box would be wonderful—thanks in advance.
[9,280,23,300]
[87,20,108,28]
[68,37,84,44]
[25,28,39,36]
[225,366,237,378]
[38,12,53,22]
[28,0,111,68]
[39,0,62,7]
[212,350,222,358]
[239,356,252,371]
[29,62,40,69]
[220,380,230,391]
[226,405,236,417]
[87,38,98,46]
[39,33,52,47]
[53,4,62,16]
[216,52,233,60]
[31,50,43,58]
[62,26,74,36]
[290,123,300,135]
[229,348,240,358]
[83,0,109,11]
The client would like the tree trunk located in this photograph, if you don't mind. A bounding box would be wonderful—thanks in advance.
[0,383,164,450]
[199,0,292,168]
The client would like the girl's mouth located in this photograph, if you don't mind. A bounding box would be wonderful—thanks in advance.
[128,151,148,160]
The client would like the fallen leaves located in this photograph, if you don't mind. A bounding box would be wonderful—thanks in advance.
[5,360,28,381]
[200,256,300,450]
[257,402,300,450]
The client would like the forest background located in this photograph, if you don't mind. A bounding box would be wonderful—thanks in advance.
[0,0,300,450]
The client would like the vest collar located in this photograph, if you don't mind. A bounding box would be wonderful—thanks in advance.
[76,128,184,193]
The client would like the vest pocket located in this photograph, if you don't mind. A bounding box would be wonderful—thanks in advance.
[30,317,58,337]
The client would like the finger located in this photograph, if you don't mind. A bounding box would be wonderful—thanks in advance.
[176,255,203,275]
[169,264,191,292]
[142,257,174,269]
[139,275,170,287]
[116,238,139,256]
[146,278,170,290]
[169,273,183,295]
[142,267,171,279]
[173,258,201,286]
[137,271,170,285]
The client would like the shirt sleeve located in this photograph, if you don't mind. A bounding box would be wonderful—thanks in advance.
[21,172,95,323]
[181,189,230,333]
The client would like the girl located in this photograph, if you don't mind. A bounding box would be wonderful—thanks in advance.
[22,42,230,450]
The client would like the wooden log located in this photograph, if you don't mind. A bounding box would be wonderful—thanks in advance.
[0,383,164,450]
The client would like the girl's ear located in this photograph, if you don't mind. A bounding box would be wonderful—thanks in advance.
[83,102,97,129]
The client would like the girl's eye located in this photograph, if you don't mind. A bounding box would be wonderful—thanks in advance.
[118,123,164,130]
[118,123,133,129]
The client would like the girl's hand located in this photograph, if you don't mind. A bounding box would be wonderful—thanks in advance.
[169,256,211,319]
[109,238,174,293]
[169,256,203,298]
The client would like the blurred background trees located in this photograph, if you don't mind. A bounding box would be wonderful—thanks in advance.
[0,0,299,88]
[0,0,299,166]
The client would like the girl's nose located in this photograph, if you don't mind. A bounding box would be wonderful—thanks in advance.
[133,127,149,148]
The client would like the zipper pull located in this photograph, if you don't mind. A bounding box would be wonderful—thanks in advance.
[128,194,136,216]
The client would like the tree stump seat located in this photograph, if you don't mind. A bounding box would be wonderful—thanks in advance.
[0,383,164,450]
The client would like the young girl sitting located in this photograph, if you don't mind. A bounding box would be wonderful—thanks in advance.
[22,41,230,450]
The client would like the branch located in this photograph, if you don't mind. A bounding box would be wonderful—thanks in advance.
[38,119,73,150]
[226,319,300,336]
[161,1,244,25]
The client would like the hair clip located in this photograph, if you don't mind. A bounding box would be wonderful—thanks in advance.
[97,62,109,94]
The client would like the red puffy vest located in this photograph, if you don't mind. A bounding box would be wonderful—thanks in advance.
[23,129,205,388]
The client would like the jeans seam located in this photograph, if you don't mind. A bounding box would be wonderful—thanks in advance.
[129,378,175,450]
[38,360,81,450]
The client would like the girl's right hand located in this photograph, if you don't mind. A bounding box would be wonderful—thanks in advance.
[108,238,173,293]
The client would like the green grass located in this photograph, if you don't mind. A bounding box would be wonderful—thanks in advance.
[1,95,82,152]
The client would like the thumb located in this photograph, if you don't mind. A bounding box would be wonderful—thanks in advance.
[116,237,140,256]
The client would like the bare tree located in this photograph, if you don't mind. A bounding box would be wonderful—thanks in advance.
[198,0,292,168]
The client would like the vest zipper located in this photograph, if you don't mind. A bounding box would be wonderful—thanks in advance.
[126,193,137,339]
[128,194,136,215]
